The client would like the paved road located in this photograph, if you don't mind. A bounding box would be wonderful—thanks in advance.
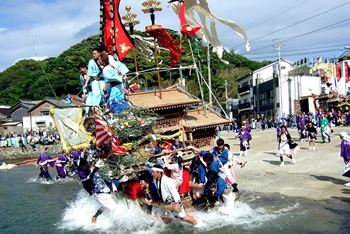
[221,126,350,202]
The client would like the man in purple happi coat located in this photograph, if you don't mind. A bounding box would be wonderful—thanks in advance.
[56,151,68,179]
[340,132,350,186]
[37,147,56,181]
[238,125,252,157]
[298,115,307,141]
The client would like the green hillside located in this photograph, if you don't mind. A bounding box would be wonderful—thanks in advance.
[0,31,271,105]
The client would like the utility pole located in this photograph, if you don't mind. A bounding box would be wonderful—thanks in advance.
[273,39,284,116]
[225,80,228,101]
[208,44,212,104]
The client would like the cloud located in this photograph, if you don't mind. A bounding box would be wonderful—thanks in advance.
[73,22,99,40]
[0,0,349,72]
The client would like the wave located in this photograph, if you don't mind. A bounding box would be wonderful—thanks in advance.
[56,190,300,233]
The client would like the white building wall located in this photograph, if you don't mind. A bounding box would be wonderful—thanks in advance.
[23,115,55,131]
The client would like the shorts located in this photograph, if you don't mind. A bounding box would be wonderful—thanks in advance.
[152,206,166,217]
[279,144,291,155]
[170,201,186,219]
[96,193,118,213]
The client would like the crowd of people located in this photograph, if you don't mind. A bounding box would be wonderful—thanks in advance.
[0,130,60,151]
[35,130,251,225]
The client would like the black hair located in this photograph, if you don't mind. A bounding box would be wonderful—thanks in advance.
[281,125,287,130]
[152,164,163,172]
[92,47,99,52]
[98,44,108,53]
[206,170,218,183]
[171,153,183,169]
[224,143,230,150]
[138,171,153,184]
[191,156,202,166]
[45,147,49,151]
[78,62,87,69]
[217,138,224,146]
[203,152,213,164]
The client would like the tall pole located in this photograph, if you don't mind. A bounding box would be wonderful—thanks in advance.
[273,39,284,116]
[142,1,162,99]
[208,44,212,104]
[225,80,228,101]
[122,6,140,84]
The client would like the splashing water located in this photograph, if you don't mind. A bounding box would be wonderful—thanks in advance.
[57,190,285,234]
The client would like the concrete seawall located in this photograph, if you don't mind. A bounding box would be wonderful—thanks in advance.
[0,145,62,160]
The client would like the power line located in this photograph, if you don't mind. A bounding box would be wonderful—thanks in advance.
[240,17,350,55]
[231,2,350,50]
[247,43,349,55]
[244,0,312,29]
[246,48,345,60]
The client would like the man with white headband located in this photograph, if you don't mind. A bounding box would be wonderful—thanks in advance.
[152,165,198,225]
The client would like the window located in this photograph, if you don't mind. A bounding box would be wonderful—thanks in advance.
[41,111,50,116]
[36,121,46,128]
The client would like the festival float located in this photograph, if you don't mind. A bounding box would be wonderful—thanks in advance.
[50,0,250,210]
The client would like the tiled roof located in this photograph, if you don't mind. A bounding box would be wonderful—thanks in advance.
[183,108,230,131]
[127,88,200,110]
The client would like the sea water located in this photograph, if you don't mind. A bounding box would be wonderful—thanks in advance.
[0,166,349,234]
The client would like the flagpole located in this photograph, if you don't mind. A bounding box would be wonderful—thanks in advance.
[142,0,163,99]
[122,6,140,84]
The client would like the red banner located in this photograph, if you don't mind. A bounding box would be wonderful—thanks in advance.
[336,63,341,82]
[114,0,133,61]
[146,25,184,67]
[104,1,113,54]
[345,62,349,83]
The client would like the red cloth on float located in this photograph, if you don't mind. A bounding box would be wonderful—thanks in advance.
[179,3,201,36]
[178,168,190,194]
[146,25,185,67]
[123,181,144,200]
[114,0,134,61]
[103,1,114,54]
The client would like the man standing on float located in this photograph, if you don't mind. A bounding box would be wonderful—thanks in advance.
[84,48,105,113]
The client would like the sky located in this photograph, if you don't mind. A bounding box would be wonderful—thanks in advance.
[0,0,349,72]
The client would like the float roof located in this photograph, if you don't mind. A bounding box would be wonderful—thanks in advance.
[183,108,230,131]
[126,88,200,111]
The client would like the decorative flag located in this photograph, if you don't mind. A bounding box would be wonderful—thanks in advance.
[317,56,322,64]
[179,3,201,36]
[95,118,128,155]
[114,0,134,61]
[50,107,93,152]
[104,1,114,54]
[170,0,250,64]
[146,25,185,67]
[345,62,349,83]
[336,63,341,82]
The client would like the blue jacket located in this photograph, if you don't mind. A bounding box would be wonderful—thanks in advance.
[204,177,228,197]
[212,147,228,165]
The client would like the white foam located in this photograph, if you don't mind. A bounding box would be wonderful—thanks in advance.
[58,190,165,233]
[27,176,55,185]
[56,189,293,233]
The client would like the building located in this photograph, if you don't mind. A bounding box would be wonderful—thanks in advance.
[237,59,293,122]
[23,97,82,131]
[9,100,39,121]
[337,47,350,95]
